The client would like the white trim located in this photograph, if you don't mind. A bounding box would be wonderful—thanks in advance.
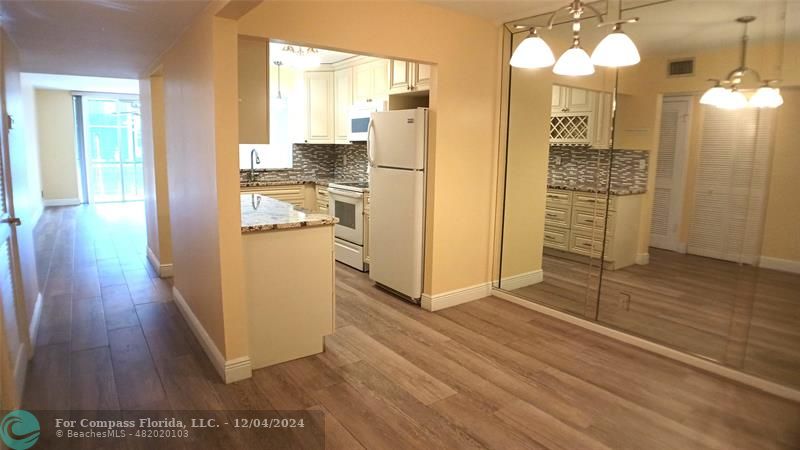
[172,287,252,383]
[499,269,543,290]
[147,247,174,278]
[759,256,800,274]
[635,252,650,265]
[676,242,688,254]
[28,292,43,351]
[421,282,491,312]
[492,288,800,403]
[13,343,28,408]
[42,198,81,207]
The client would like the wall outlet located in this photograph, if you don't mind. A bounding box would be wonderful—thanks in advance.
[638,160,646,170]
[555,156,562,165]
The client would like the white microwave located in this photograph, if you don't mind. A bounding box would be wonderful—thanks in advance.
[348,101,385,142]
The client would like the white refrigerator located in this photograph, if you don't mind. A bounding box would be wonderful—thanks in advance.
[368,108,428,302]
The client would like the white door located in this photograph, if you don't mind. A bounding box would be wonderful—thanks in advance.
[687,106,774,264]
[650,97,691,251]
[368,108,427,170]
[369,167,424,300]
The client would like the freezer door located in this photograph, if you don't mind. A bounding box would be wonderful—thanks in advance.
[368,108,427,170]
[368,167,424,300]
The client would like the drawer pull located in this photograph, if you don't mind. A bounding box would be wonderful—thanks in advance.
[546,213,558,218]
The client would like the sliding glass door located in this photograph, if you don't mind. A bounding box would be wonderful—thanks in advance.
[82,96,143,203]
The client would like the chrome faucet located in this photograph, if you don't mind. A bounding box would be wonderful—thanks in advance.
[249,148,261,182]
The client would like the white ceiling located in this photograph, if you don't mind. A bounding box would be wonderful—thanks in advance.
[0,0,210,78]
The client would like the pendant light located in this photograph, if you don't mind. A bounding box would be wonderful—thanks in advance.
[700,17,784,109]
[510,28,555,68]
[509,1,640,76]
[591,23,640,67]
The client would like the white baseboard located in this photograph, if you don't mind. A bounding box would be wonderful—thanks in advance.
[676,242,688,254]
[499,270,543,291]
[28,292,43,351]
[635,252,650,265]
[172,287,252,383]
[43,198,80,207]
[491,288,800,403]
[421,282,491,312]
[147,247,174,278]
[759,256,800,274]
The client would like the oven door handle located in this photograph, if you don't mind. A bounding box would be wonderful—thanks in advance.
[328,188,364,199]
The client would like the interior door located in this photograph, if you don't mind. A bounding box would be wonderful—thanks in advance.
[650,97,691,251]
[0,89,27,410]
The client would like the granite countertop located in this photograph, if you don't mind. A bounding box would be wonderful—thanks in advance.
[548,184,646,196]
[241,194,338,233]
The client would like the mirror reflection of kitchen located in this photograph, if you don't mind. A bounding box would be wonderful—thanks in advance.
[497,0,799,390]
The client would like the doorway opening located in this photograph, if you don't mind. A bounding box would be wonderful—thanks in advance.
[75,94,144,203]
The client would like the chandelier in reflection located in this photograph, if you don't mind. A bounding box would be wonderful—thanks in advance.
[700,16,783,109]
[281,45,321,69]
[510,0,640,76]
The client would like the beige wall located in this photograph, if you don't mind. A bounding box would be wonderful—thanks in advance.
[237,1,501,295]
[140,74,172,270]
[159,4,248,360]
[35,89,80,202]
[761,88,800,262]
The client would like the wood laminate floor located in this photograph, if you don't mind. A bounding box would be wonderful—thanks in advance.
[25,203,800,449]
[512,251,800,390]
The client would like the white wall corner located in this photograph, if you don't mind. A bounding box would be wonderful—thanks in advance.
[28,292,43,352]
[172,287,252,384]
[759,256,800,274]
[635,252,650,265]
[498,269,543,291]
[421,282,492,312]
[42,198,81,207]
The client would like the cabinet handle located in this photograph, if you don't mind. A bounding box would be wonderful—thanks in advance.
[546,213,558,218]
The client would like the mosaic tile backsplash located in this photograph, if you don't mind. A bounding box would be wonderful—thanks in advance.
[548,146,649,195]
[240,143,369,184]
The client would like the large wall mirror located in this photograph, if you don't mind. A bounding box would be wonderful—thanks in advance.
[496,0,799,390]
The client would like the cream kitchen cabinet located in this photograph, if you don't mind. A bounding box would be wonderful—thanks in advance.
[316,185,329,213]
[552,85,593,114]
[550,85,612,147]
[334,68,353,144]
[363,192,370,265]
[354,59,389,103]
[304,71,335,144]
[241,184,306,208]
[389,60,431,94]
[543,188,642,270]
[592,92,613,149]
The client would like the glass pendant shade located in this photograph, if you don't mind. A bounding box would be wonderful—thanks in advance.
[700,86,730,106]
[749,86,784,108]
[719,90,748,109]
[553,47,595,76]
[591,30,641,67]
[510,33,555,68]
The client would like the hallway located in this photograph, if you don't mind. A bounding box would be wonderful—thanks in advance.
[23,203,800,449]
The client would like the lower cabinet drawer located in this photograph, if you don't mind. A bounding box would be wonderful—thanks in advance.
[546,189,572,206]
[543,226,569,251]
[569,232,611,258]
[544,206,570,228]
[571,208,615,234]
[574,193,616,211]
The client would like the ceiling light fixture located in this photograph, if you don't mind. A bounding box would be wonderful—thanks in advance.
[281,45,321,69]
[700,16,783,109]
[509,0,640,76]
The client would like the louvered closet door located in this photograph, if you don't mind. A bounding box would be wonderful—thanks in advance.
[650,98,691,251]
[687,107,775,264]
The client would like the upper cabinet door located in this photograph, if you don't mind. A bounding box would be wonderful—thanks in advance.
[389,60,411,94]
[551,85,567,113]
[567,87,593,112]
[334,68,353,144]
[371,60,389,100]
[413,63,431,92]
[353,63,373,103]
[305,71,335,144]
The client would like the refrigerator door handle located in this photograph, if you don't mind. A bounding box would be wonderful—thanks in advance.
[367,119,376,167]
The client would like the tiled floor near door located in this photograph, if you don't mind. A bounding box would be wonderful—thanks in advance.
[24,203,800,449]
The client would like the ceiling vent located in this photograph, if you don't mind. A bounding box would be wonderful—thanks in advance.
[668,58,694,77]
